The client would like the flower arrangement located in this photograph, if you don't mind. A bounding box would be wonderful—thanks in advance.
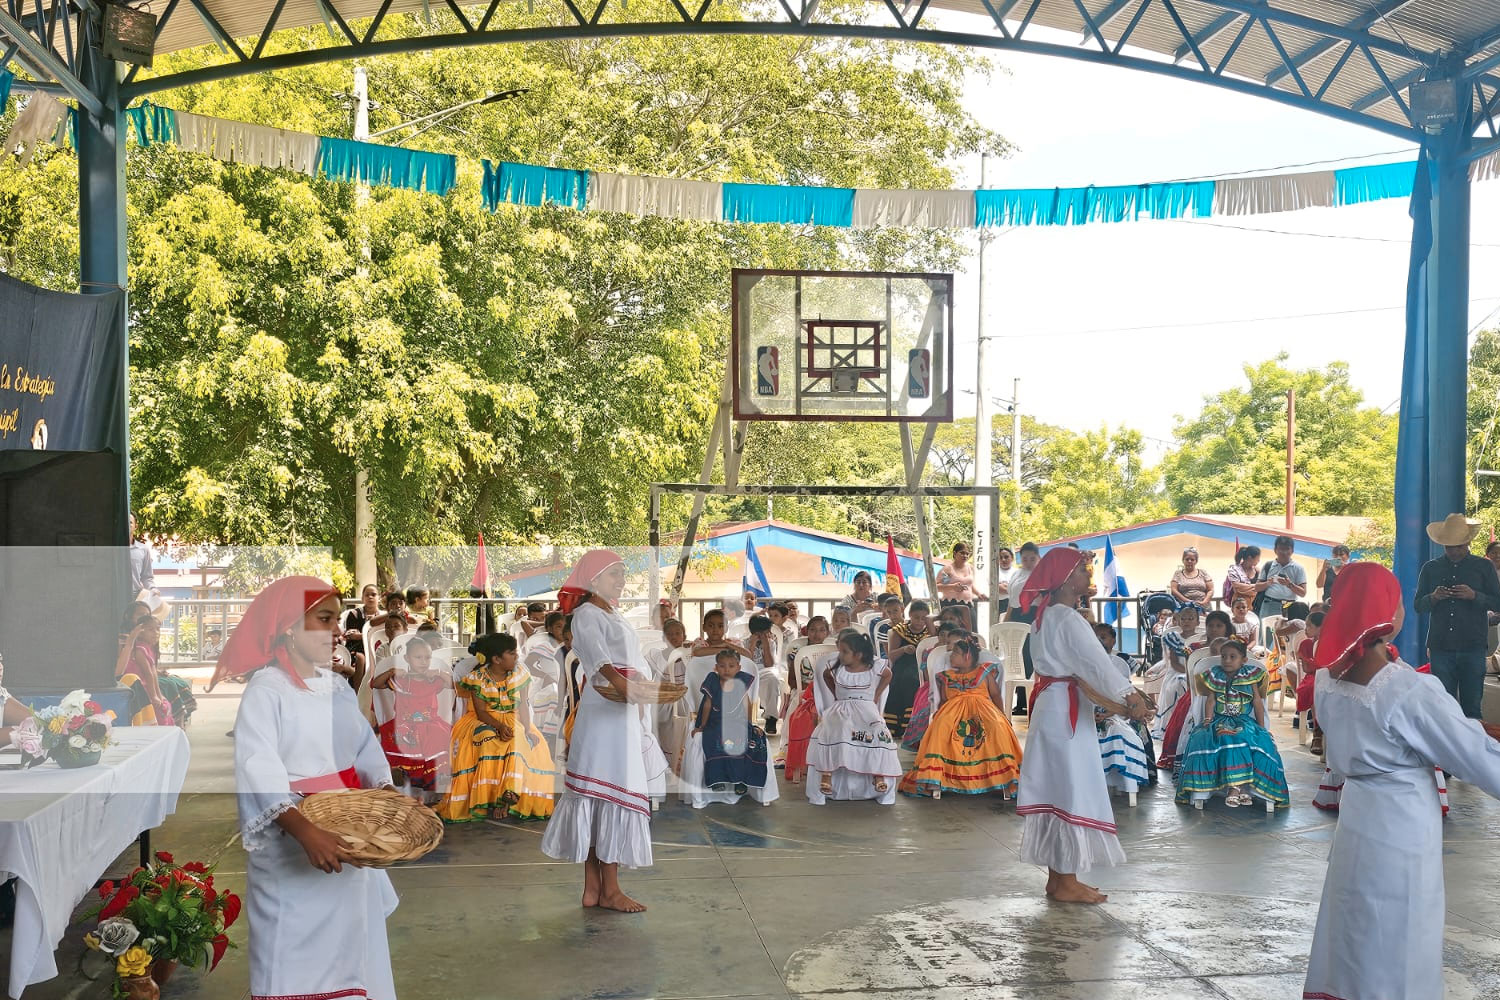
[87,852,241,990]
[14,690,111,768]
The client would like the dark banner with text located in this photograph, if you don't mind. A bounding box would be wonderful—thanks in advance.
[0,273,124,452]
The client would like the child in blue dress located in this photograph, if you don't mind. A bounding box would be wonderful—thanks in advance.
[1176,639,1289,808]
[692,649,769,792]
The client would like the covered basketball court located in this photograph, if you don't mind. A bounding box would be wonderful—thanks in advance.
[2,0,1495,646]
[6,4,1500,1000]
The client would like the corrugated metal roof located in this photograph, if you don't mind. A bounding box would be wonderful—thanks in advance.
[119,0,1500,134]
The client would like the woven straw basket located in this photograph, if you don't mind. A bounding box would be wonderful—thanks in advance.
[597,681,688,705]
[300,788,444,866]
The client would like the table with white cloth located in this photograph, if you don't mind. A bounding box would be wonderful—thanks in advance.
[0,727,190,998]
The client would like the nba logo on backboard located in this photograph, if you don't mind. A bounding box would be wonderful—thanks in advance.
[908,349,931,399]
[757,346,779,396]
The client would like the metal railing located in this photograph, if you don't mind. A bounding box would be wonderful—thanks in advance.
[150,592,1228,666]
[151,595,866,665]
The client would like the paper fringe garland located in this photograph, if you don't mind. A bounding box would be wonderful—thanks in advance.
[0,86,1478,229]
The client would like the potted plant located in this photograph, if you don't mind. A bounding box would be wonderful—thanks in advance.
[14,690,112,768]
[89,852,241,989]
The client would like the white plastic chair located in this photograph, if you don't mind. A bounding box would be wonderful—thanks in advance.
[992,621,1033,717]
[925,647,951,706]
[793,643,837,692]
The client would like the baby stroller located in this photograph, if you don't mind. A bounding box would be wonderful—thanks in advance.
[1137,591,1178,668]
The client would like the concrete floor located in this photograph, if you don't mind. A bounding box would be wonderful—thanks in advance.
[15,681,1500,1000]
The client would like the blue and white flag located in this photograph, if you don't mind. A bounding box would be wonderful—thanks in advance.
[743,537,772,601]
[1102,535,1129,625]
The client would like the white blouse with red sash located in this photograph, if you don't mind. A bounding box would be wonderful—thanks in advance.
[1016,604,1136,874]
[234,666,398,1000]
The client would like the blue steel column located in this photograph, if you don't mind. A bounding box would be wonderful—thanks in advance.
[1395,79,1472,656]
[1427,117,1472,533]
[75,21,130,544]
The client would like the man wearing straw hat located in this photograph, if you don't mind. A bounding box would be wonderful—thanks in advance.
[1415,513,1500,719]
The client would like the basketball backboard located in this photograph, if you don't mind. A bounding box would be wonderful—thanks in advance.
[731,269,954,422]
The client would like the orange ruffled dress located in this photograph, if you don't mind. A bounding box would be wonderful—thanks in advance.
[899,663,1022,798]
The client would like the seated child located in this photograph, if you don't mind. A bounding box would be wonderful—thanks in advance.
[806,631,902,804]
[1094,622,1156,788]
[439,633,556,823]
[1175,639,1290,809]
[783,615,832,783]
[679,649,776,807]
[899,637,1022,799]
[1146,605,1205,739]
[902,622,965,751]
[746,614,784,732]
[1160,609,1232,770]
[1294,611,1325,747]
[375,634,453,802]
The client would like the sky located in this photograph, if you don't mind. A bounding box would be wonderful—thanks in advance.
[921,15,1500,457]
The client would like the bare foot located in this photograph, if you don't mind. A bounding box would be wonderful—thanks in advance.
[1045,870,1061,896]
[596,890,647,913]
[1050,878,1107,904]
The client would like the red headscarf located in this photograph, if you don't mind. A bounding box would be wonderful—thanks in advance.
[557,549,625,614]
[1019,547,1088,627]
[1312,561,1401,673]
[209,576,342,691]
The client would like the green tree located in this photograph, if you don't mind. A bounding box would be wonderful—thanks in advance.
[2,9,1001,579]
[1161,356,1396,517]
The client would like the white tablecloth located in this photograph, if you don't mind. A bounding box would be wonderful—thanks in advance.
[0,728,190,997]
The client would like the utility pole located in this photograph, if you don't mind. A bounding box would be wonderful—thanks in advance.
[352,66,377,589]
[1011,377,1021,522]
[973,152,993,636]
[1285,387,1296,531]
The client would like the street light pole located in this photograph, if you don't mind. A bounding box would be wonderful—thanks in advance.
[352,65,376,590]
[347,71,524,588]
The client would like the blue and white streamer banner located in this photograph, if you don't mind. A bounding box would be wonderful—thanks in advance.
[65,99,1480,229]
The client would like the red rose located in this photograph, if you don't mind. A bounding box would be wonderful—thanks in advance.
[97,880,115,900]
[85,701,102,714]
[155,851,173,864]
[209,934,229,971]
[221,893,241,929]
[98,885,138,920]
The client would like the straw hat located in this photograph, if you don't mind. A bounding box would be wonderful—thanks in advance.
[1426,513,1480,547]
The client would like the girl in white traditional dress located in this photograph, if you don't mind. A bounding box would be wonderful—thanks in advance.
[540,550,673,913]
[806,631,902,802]
[1303,562,1500,1000]
[1016,548,1153,904]
[215,576,399,1000]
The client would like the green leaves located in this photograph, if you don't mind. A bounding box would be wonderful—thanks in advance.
[1162,355,1397,518]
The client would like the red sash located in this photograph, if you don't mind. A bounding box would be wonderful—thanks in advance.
[290,768,360,795]
[1030,675,1080,733]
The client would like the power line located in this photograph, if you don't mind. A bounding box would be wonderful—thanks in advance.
[1154,147,1416,185]
[991,296,1500,339]
[1181,219,1500,249]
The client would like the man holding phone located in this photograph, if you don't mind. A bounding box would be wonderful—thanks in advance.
[1415,514,1500,719]
[1254,535,1308,622]
[1317,545,1353,604]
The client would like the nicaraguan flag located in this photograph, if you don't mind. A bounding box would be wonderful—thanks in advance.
[1102,535,1129,625]
[743,537,772,600]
